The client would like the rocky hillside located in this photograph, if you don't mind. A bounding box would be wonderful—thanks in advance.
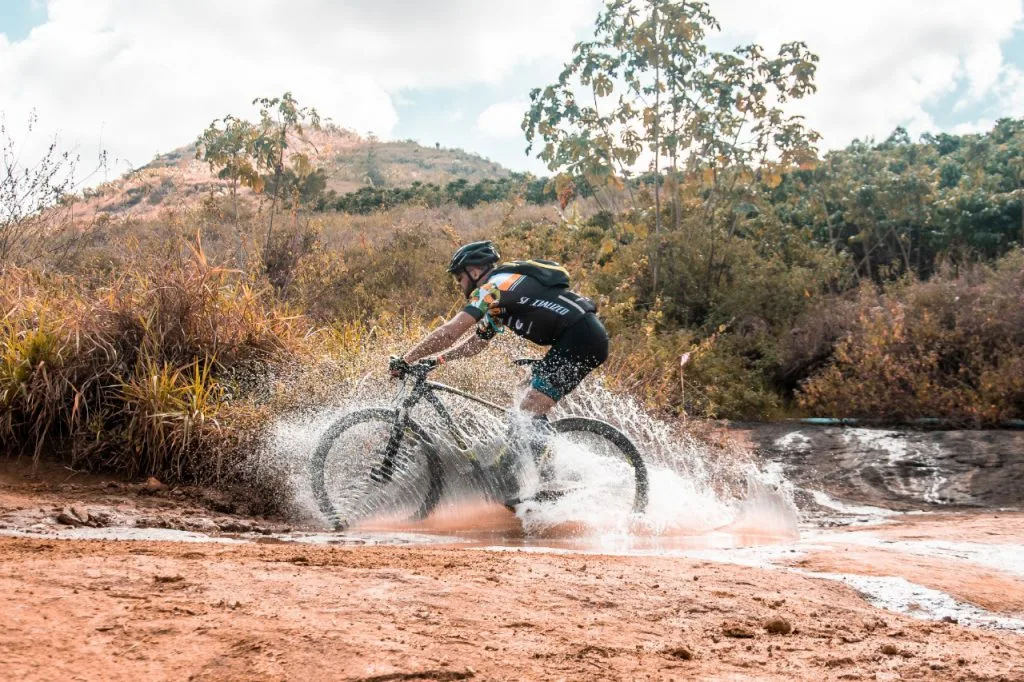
[73,125,510,221]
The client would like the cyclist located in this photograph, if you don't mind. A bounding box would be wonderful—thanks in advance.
[390,240,608,503]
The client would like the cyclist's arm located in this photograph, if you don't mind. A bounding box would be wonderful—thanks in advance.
[442,332,490,362]
[403,311,476,364]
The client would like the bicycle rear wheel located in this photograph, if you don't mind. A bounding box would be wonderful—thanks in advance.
[547,417,649,514]
[310,408,444,530]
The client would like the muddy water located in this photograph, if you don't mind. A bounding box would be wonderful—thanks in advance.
[4,420,1023,636]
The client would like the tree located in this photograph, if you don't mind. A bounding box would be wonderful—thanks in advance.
[195,115,261,220]
[249,92,321,264]
[524,0,820,292]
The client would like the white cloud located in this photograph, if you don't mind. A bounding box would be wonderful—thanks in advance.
[707,0,1024,147]
[992,64,1024,114]
[476,100,529,138]
[0,0,599,174]
[1,0,1021,180]
[950,119,995,136]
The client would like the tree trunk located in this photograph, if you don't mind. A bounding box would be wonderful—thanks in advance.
[264,126,288,272]
[651,4,662,293]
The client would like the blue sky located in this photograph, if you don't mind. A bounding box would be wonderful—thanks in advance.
[2,1,1022,179]
[0,1,45,42]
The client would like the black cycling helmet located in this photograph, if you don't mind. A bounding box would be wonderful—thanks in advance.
[447,240,500,274]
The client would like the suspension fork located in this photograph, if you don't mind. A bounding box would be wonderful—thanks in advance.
[370,379,425,484]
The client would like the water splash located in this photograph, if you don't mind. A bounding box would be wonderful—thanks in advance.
[258,363,798,543]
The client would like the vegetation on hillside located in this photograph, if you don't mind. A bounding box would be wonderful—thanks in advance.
[2,0,1023,495]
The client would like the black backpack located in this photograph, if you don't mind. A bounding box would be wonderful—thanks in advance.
[492,259,570,288]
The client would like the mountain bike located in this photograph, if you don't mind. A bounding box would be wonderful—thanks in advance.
[309,359,649,531]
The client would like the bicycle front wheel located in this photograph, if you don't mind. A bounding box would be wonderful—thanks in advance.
[549,417,649,514]
[309,408,444,530]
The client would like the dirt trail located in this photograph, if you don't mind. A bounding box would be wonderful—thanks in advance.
[4,536,1024,681]
[3,460,1024,680]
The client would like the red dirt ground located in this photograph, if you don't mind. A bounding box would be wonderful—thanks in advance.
[2,460,1023,681]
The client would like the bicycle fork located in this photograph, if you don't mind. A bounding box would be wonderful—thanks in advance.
[370,404,413,485]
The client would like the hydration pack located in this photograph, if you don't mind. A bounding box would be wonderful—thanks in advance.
[492,259,570,289]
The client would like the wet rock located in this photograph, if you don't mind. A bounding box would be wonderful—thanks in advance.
[216,518,253,533]
[764,617,792,635]
[136,515,171,529]
[56,506,90,526]
[183,517,219,534]
[723,623,756,639]
[70,505,90,525]
[746,423,1024,509]
[87,510,114,528]
[56,509,83,526]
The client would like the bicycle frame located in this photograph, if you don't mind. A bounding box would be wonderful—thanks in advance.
[375,366,511,483]
[316,362,650,521]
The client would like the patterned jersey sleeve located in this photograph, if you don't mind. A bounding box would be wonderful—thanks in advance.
[462,282,503,339]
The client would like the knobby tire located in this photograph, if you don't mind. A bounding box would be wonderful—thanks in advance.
[309,408,444,530]
[549,416,649,514]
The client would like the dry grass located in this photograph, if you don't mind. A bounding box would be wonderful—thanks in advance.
[1,238,308,485]
[798,252,1024,425]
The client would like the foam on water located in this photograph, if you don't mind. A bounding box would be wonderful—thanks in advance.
[803,572,1024,631]
[829,533,1024,580]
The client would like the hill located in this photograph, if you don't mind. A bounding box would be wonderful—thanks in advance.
[73,125,511,221]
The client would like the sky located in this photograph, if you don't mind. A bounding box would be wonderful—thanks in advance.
[1,0,1022,182]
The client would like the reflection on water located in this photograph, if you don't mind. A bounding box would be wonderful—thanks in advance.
[348,500,798,553]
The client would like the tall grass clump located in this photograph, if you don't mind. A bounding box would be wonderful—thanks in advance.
[0,238,311,492]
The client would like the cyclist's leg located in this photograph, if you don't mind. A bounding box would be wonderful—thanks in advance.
[516,314,610,485]
[528,312,609,408]
[493,406,550,504]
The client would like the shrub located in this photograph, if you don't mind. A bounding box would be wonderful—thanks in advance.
[798,250,1024,424]
[0,240,306,486]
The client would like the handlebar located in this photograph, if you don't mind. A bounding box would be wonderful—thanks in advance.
[389,356,439,380]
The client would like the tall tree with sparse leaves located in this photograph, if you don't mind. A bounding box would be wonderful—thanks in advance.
[195,115,261,220]
[524,0,820,292]
[250,93,321,263]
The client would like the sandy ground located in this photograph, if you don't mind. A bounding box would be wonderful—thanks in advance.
[5,536,1024,682]
[2,460,1024,681]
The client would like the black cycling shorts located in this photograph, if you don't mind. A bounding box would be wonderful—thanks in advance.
[531,313,609,401]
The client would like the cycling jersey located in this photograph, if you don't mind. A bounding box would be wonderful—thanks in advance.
[462,270,597,346]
